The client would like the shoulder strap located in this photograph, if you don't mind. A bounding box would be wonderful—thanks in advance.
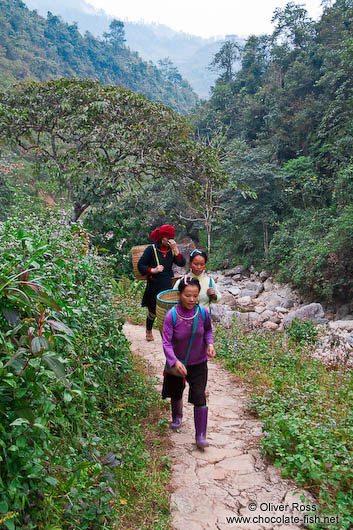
[183,307,200,367]
[152,244,160,267]
[199,305,206,323]
[171,306,177,327]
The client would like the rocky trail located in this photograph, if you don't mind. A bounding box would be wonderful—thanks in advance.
[123,323,313,530]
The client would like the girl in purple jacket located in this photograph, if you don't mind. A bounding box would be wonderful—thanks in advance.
[162,276,216,449]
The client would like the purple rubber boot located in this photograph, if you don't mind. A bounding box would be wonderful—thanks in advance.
[170,399,183,431]
[194,406,209,449]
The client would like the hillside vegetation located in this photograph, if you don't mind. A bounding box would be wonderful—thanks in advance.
[0,164,171,529]
[24,0,232,98]
[187,0,353,305]
[0,0,198,113]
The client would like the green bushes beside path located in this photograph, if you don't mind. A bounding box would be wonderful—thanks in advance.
[0,210,170,529]
[215,324,353,530]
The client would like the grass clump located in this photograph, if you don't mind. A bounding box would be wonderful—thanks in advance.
[215,323,353,530]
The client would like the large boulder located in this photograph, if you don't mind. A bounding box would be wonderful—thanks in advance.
[329,320,353,332]
[226,286,241,297]
[225,265,244,277]
[210,304,234,326]
[219,292,237,309]
[236,311,260,326]
[240,289,257,298]
[244,281,263,295]
[283,303,327,328]
[263,278,274,291]
[259,270,271,281]
[265,295,283,310]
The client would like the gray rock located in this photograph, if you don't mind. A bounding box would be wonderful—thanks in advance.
[220,292,237,308]
[172,237,195,276]
[338,314,353,321]
[232,274,242,281]
[265,295,283,310]
[222,311,236,328]
[222,258,230,269]
[281,298,295,309]
[211,304,233,323]
[237,295,252,306]
[329,320,353,331]
[240,289,257,298]
[263,321,279,330]
[244,281,262,292]
[236,311,259,325]
[336,304,350,319]
[276,306,289,313]
[259,269,271,281]
[260,309,276,321]
[225,265,244,276]
[283,303,327,328]
[263,278,274,291]
[226,286,241,297]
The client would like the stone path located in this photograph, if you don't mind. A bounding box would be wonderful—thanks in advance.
[124,323,312,530]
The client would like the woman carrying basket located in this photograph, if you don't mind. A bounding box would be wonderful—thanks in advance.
[162,276,216,449]
[173,249,221,310]
[138,225,185,342]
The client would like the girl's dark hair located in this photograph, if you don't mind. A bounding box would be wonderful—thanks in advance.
[178,276,201,293]
[189,248,208,263]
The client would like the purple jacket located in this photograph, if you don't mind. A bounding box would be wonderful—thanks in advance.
[162,304,213,368]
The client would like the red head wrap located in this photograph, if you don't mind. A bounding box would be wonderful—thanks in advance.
[150,225,175,242]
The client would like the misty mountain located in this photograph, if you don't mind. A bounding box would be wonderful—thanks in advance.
[0,0,198,113]
[24,0,243,98]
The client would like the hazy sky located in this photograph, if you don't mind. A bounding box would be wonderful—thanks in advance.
[87,0,324,38]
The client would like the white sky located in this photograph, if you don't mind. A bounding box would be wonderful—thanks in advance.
[87,0,324,38]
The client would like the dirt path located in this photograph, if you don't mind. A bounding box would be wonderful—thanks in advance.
[124,323,311,530]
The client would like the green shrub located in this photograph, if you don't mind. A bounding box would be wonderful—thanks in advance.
[0,209,169,529]
[215,324,353,529]
[267,206,353,303]
[286,318,319,345]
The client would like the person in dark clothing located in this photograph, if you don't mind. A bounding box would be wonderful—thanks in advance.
[138,225,185,341]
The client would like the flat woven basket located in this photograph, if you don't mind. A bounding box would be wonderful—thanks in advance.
[131,245,148,280]
[156,289,180,334]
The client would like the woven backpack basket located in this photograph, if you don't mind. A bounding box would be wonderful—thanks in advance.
[131,245,182,284]
[131,245,149,280]
[156,289,180,334]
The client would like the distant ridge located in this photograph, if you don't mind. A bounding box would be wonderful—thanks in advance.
[24,0,243,98]
[0,0,198,113]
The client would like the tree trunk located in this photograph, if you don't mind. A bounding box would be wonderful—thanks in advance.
[263,221,269,254]
[71,202,89,223]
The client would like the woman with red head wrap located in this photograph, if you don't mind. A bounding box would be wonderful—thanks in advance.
[138,225,185,341]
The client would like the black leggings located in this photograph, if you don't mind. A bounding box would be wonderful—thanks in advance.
[162,362,208,407]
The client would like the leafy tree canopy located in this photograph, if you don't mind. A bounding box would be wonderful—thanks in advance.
[0,78,222,221]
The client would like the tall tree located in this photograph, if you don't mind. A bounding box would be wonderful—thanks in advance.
[0,79,221,221]
[103,19,126,49]
[209,40,241,84]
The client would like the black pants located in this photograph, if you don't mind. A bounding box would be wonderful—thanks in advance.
[162,361,208,407]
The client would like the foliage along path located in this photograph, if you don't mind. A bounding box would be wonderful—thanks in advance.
[123,323,312,530]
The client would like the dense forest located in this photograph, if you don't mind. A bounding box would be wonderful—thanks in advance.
[0,0,198,113]
[187,0,353,304]
[94,0,352,306]
[1,0,352,298]
[25,0,229,98]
